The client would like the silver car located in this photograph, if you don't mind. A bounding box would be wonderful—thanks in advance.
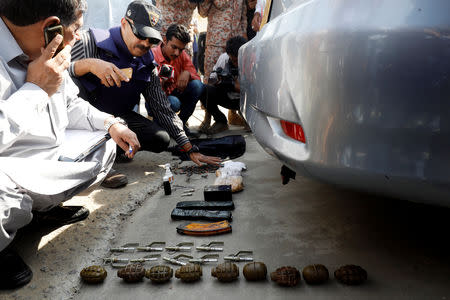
[239,0,450,206]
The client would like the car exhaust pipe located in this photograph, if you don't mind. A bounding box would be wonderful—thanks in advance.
[280,165,296,185]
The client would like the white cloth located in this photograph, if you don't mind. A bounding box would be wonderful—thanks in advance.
[0,18,116,251]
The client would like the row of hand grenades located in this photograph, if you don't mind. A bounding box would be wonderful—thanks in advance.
[80,262,367,286]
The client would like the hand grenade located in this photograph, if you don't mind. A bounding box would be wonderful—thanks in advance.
[145,265,173,283]
[211,262,239,282]
[243,262,267,281]
[175,263,202,282]
[334,265,367,285]
[270,266,301,287]
[117,264,145,283]
[80,265,107,283]
[302,264,329,285]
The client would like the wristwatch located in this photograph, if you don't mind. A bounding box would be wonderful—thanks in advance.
[104,117,127,132]
[186,145,200,155]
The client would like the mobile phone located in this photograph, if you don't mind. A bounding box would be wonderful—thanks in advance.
[44,24,64,55]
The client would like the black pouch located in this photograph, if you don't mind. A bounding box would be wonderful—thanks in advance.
[169,135,246,160]
[171,208,232,222]
[204,185,232,201]
[176,201,235,210]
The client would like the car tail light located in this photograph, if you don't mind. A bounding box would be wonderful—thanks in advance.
[280,120,306,143]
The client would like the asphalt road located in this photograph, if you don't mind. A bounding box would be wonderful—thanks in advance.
[76,134,450,300]
[3,132,450,300]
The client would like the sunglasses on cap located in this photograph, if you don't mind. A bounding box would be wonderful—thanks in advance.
[126,19,161,45]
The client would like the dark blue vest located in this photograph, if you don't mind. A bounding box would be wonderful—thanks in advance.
[79,27,156,115]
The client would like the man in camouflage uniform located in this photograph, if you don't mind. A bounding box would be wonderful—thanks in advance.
[156,0,197,35]
[198,0,247,129]
[198,0,247,82]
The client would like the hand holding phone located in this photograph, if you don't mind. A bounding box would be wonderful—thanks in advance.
[26,27,70,96]
[44,24,64,56]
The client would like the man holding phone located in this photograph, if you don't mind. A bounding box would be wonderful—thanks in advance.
[0,0,140,289]
[70,0,221,168]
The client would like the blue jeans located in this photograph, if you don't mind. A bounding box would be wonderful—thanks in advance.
[148,80,204,125]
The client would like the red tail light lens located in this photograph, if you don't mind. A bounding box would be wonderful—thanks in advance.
[280,120,306,143]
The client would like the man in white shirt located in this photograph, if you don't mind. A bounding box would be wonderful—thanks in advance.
[0,0,140,289]
[199,36,247,134]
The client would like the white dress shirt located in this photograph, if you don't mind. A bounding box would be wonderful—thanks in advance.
[0,18,111,160]
[0,17,113,196]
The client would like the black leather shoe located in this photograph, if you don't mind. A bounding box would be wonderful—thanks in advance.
[0,249,33,289]
[33,205,89,226]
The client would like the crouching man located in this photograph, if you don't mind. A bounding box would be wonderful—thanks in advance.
[0,0,140,289]
[200,36,248,134]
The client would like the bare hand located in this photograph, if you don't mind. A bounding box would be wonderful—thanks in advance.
[26,34,71,96]
[247,0,257,9]
[189,152,222,166]
[252,12,262,32]
[90,59,129,88]
[176,70,190,92]
[108,123,140,158]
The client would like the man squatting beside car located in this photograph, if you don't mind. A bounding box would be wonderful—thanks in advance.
[200,36,248,134]
[70,0,221,183]
[0,0,141,289]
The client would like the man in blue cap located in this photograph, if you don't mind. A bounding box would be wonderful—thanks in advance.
[70,0,221,182]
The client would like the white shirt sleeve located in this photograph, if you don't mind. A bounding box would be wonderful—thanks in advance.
[0,82,49,153]
[255,0,266,15]
[63,72,112,131]
[209,53,230,82]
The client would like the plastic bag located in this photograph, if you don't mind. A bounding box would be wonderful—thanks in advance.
[214,176,244,193]
[214,161,246,192]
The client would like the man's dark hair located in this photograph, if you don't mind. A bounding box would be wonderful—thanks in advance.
[0,0,87,27]
[166,24,190,44]
[226,36,247,57]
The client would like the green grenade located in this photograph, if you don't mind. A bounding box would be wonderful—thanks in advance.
[270,266,301,287]
[145,265,173,283]
[243,262,267,281]
[80,265,107,284]
[334,265,367,285]
[211,262,239,282]
[175,264,202,282]
[302,264,329,285]
[117,264,145,283]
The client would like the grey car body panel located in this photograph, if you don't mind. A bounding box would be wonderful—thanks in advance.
[239,0,450,205]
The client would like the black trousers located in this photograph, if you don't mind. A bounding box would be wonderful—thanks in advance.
[116,111,170,154]
[200,85,240,124]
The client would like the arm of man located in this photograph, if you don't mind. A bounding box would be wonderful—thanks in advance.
[64,71,140,157]
[209,53,229,84]
[176,51,200,91]
[144,69,221,165]
[0,35,71,153]
[252,0,266,31]
[0,79,51,154]
[70,30,128,87]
